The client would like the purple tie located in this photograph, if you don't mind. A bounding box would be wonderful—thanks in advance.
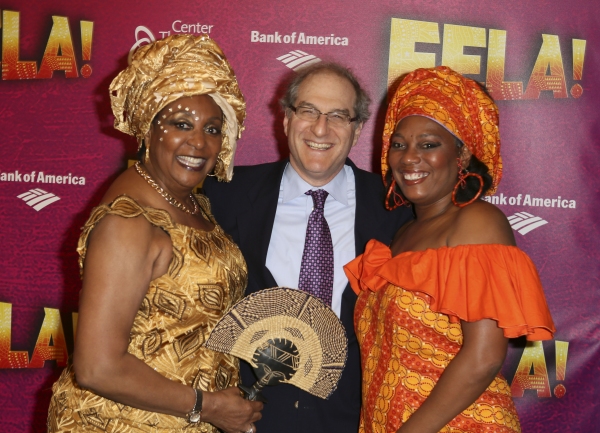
[298,189,334,306]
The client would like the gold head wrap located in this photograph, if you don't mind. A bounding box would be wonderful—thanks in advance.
[382,66,502,195]
[109,34,246,181]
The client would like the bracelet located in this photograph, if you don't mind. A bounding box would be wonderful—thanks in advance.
[186,388,203,423]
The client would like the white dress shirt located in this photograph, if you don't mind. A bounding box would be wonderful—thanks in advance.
[265,163,356,317]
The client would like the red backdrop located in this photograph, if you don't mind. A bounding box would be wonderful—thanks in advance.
[1,0,598,431]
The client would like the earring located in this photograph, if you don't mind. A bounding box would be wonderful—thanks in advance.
[456,158,467,188]
[207,152,225,178]
[145,142,150,163]
[385,179,409,210]
[452,158,484,207]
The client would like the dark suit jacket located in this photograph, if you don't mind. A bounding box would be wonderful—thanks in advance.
[204,159,412,433]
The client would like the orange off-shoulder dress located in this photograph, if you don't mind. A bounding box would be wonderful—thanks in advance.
[344,240,555,433]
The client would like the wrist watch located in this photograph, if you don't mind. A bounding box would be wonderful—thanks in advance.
[187,388,203,423]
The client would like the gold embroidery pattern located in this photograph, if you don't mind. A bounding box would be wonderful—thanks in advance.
[173,327,204,361]
[141,329,162,359]
[48,195,247,432]
[153,288,187,320]
[215,364,232,390]
[138,298,150,319]
[198,284,226,311]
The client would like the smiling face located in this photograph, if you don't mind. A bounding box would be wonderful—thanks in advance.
[388,115,472,206]
[283,71,363,187]
[145,94,223,195]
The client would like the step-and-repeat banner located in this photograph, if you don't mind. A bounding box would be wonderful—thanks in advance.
[1,0,597,431]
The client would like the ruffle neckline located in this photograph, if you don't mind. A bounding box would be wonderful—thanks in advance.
[344,240,555,341]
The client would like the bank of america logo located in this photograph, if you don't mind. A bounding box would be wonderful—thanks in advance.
[17,189,61,211]
[277,50,321,71]
[507,212,548,235]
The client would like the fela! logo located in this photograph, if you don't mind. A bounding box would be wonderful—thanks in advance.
[1,11,93,80]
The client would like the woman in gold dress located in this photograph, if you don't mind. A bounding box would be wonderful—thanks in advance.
[47,35,263,433]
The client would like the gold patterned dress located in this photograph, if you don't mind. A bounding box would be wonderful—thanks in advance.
[47,195,247,433]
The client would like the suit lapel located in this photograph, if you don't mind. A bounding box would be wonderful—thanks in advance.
[237,160,288,290]
[348,159,372,254]
[337,160,364,339]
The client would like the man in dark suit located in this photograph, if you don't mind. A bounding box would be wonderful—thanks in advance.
[204,63,412,433]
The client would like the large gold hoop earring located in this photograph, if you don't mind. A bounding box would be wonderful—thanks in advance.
[452,171,484,207]
[385,179,410,210]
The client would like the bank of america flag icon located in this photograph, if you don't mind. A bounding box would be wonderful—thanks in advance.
[17,188,61,211]
[277,50,321,71]
[507,212,548,235]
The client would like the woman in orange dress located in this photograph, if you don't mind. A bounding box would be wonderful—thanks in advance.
[344,66,555,433]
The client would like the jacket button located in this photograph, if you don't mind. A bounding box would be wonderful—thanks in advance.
[294,401,299,409]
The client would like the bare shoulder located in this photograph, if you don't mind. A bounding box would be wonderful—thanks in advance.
[85,166,173,276]
[86,165,169,252]
[100,166,148,205]
[448,200,516,247]
[87,205,167,258]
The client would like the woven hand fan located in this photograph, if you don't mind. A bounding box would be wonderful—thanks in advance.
[205,287,348,401]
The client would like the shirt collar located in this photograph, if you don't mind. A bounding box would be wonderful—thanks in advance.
[281,163,349,205]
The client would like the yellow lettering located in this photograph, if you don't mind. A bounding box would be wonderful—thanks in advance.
[0,302,29,368]
[28,307,68,368]
[486,29,523,100]
[511,341,551,397]
[441,24,486,75]
[37,16,78,79]
[388,18,439,91]
[1,11,38,80]
[523,34,567,99]
[572,39,586,80]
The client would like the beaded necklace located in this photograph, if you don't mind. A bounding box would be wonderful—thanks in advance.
[135,161,199,215]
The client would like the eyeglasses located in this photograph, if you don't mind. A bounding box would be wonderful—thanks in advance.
[289,105,358,127]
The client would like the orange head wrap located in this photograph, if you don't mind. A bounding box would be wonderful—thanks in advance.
[382,66,502,197]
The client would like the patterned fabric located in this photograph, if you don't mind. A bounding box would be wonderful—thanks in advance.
[109,34,246,181]
[298,189,334,306]
[345,240,556,433]
[382,66,502,197]
[47,195,247,433]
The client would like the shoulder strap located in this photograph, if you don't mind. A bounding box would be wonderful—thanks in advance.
[76,195,175,276]
[194,193,217,225]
